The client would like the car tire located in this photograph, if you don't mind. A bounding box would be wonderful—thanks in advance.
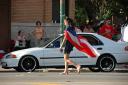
[97,55,116,72]
[88,67,100,72]
[18,56,37,72]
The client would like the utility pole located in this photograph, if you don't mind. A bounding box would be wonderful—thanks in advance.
[60,0,65,33]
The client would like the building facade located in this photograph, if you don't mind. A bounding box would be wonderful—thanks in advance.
[11,0,75,23]
[0,0,75,50]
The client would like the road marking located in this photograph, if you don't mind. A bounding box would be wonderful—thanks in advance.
[33,82,62,85]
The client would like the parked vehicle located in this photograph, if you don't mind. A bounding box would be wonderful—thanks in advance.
[1,33,128,72]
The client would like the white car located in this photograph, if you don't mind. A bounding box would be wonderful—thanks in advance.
[1,33,128,72]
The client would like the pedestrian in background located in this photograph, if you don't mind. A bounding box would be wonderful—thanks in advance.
[59,17,81,75]
[75,26,82,32]
[98,19,115,39]
[32,21,45,47]
[83,23,95,33]
[14,30,26,51]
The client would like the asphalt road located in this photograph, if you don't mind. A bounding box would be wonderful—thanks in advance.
[0,68,128,85]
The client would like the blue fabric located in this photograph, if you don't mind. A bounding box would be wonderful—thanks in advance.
[66,26,77,37]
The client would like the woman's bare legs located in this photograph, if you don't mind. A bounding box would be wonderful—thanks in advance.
[63,54,69,75]
[63,53,81,75]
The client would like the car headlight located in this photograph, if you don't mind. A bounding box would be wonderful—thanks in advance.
[5,54,17,59]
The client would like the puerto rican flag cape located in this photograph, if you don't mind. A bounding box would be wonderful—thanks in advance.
[64,27,100,58]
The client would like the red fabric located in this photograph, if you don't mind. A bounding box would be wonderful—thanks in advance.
[0,53,4,59]
[99,25,115,39]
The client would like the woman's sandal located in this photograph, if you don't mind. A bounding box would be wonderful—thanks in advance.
[59,72,69,75]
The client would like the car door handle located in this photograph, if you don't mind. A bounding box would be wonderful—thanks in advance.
[97,47,102,50]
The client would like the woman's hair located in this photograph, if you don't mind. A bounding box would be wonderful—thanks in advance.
[65,17,74,26]
[18,30,21,36]
[36,20,41,26]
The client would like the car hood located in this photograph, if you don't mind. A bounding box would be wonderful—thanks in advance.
[10,47,44,56]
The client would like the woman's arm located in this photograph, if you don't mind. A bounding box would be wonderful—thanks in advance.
[60,36,66,49]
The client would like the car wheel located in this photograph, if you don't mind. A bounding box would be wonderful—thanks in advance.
[88,67,100,72]
[18,56,37,72]
[98,55,116,72]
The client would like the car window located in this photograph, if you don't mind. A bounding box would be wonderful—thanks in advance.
[80,34,103,46]
[46,34,103,48]
[46,36,64,48]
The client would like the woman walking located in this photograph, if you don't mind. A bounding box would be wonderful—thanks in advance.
[59,17,81,75]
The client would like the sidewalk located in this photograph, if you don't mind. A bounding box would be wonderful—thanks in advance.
[0,65,128,72]
[114,64,128,72]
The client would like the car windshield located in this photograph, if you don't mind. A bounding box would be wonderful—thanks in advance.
[44,35,63,48]
[40,38,54,47]
[39,35,63,47]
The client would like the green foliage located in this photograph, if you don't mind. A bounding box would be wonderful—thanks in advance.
[75,0,128,24]
[75,7,88,26]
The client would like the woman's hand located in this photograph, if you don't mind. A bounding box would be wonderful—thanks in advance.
[59,48,63,53]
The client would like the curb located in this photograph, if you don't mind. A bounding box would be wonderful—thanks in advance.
[0,65,128,72]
